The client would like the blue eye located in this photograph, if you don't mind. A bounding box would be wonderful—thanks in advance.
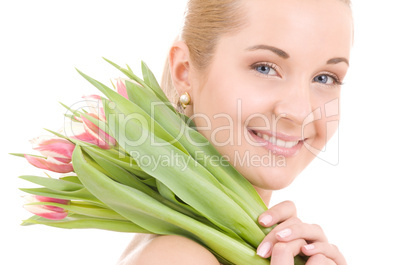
[254,63,278,76]
[314,74,342,85]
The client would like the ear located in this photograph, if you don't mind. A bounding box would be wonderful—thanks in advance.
[169,41,191,96]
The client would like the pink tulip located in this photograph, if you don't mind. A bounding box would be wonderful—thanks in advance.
[116,79,129,99]
[68,120,107,149]
[70,113,116,149]
[82,95,106,121]
[24,195,69,220]
[24,136,75,173]
[65,95,117,149]
[81,113,116,148]
[69,81,127,149]
[24,155,74,173]
[30,136,75,163]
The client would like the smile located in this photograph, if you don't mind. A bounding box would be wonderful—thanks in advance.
[255,132,299,148]
[249,129,305,157]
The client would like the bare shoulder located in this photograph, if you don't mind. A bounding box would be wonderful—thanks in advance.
[120,235,220,265]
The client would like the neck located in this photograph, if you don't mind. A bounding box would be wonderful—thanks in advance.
[254,186,272,207]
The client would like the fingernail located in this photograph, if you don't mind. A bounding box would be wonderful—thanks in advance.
[257,242,271,257]
[259,214,273,226]
[276,228,292,238]
[304,244,315,251]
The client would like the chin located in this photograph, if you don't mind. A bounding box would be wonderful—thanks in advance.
[254,175,295,191]
[240,166,299,191]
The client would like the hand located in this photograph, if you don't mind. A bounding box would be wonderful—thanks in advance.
[256,201,347,265]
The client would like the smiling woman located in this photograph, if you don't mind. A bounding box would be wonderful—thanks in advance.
[168,0,352,192]
[3,0,402,264]
[117,0,353,264]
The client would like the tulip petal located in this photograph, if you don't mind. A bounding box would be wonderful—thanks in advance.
[35,196,70,205]
[24,155,74,173]
[72,131,104,146]
[24,195,70,216]
[64,120,106,148]
[82,95,106,121]
[24,204,68,220]
[64,120,87,138]
[83,94,102,100]
[117,79,129,99]
[30,136,75,163]
[81,114,116,149]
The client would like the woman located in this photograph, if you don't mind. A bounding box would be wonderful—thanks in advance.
[118,0,353,264]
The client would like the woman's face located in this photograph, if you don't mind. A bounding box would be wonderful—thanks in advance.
[189,0,353,190]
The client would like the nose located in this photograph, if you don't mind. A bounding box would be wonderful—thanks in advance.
[273,81,313,126]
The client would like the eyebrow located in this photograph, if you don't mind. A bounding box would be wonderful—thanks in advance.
[246,44,349,66]
[327,57,349,66]
[246,45,290,59]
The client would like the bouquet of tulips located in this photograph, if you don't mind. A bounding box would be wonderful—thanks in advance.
[14,59,306,265]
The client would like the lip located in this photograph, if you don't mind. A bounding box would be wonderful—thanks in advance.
[248,129,304,158]
[255,130,303,142]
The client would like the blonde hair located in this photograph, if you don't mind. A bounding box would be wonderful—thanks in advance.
[161,0,351,113]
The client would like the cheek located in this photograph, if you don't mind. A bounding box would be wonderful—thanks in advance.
[309,93,341,143]
[311,110,340,150]
[320,96,340,136]
[192,77,255,144]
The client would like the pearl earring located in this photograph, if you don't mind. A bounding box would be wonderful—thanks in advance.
[179,92,191,109]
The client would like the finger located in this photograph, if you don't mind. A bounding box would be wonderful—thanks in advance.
[302,243,347,265]
[257,216,302,258]
[306,254,336,265]
[259,200,297,227]
[275,223,328,243]
[270,239,307,265]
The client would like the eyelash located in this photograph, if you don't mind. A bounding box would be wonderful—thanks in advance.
[251,62,344,86]
[251,62,279,77]
[317,72,344,86]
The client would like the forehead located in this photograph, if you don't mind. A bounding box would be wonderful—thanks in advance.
[231,0,353,58]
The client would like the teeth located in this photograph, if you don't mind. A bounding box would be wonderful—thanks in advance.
[285,141,297,148]
[277,139,286,147]
[255,132,299,148]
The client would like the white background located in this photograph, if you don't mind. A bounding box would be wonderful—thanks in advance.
[1,1,401,264]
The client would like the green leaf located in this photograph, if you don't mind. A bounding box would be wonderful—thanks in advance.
[82,145,149,178]
[123,80,188,150]
[177,112,197,128]
[21,214,150,233]
[60,175,83,185]
[141,61,175,111]
[73,145,189,235]
[9,153,26,158]
[19,175,83,191]
[92,81,188,155]
[155,180,215,228]
[115,77,267,223]
[20,187,100,203]
[84,147,144,187]
[10,153,45,159]
[107,104,265,247]
[76,69,177,148]
[115,71,267,221]
[25,201,127,221]
[82,145,213,222]
[72,145,269,265]
[44,128,93,147]
[103,58,149,90]
[59,102,82,118]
